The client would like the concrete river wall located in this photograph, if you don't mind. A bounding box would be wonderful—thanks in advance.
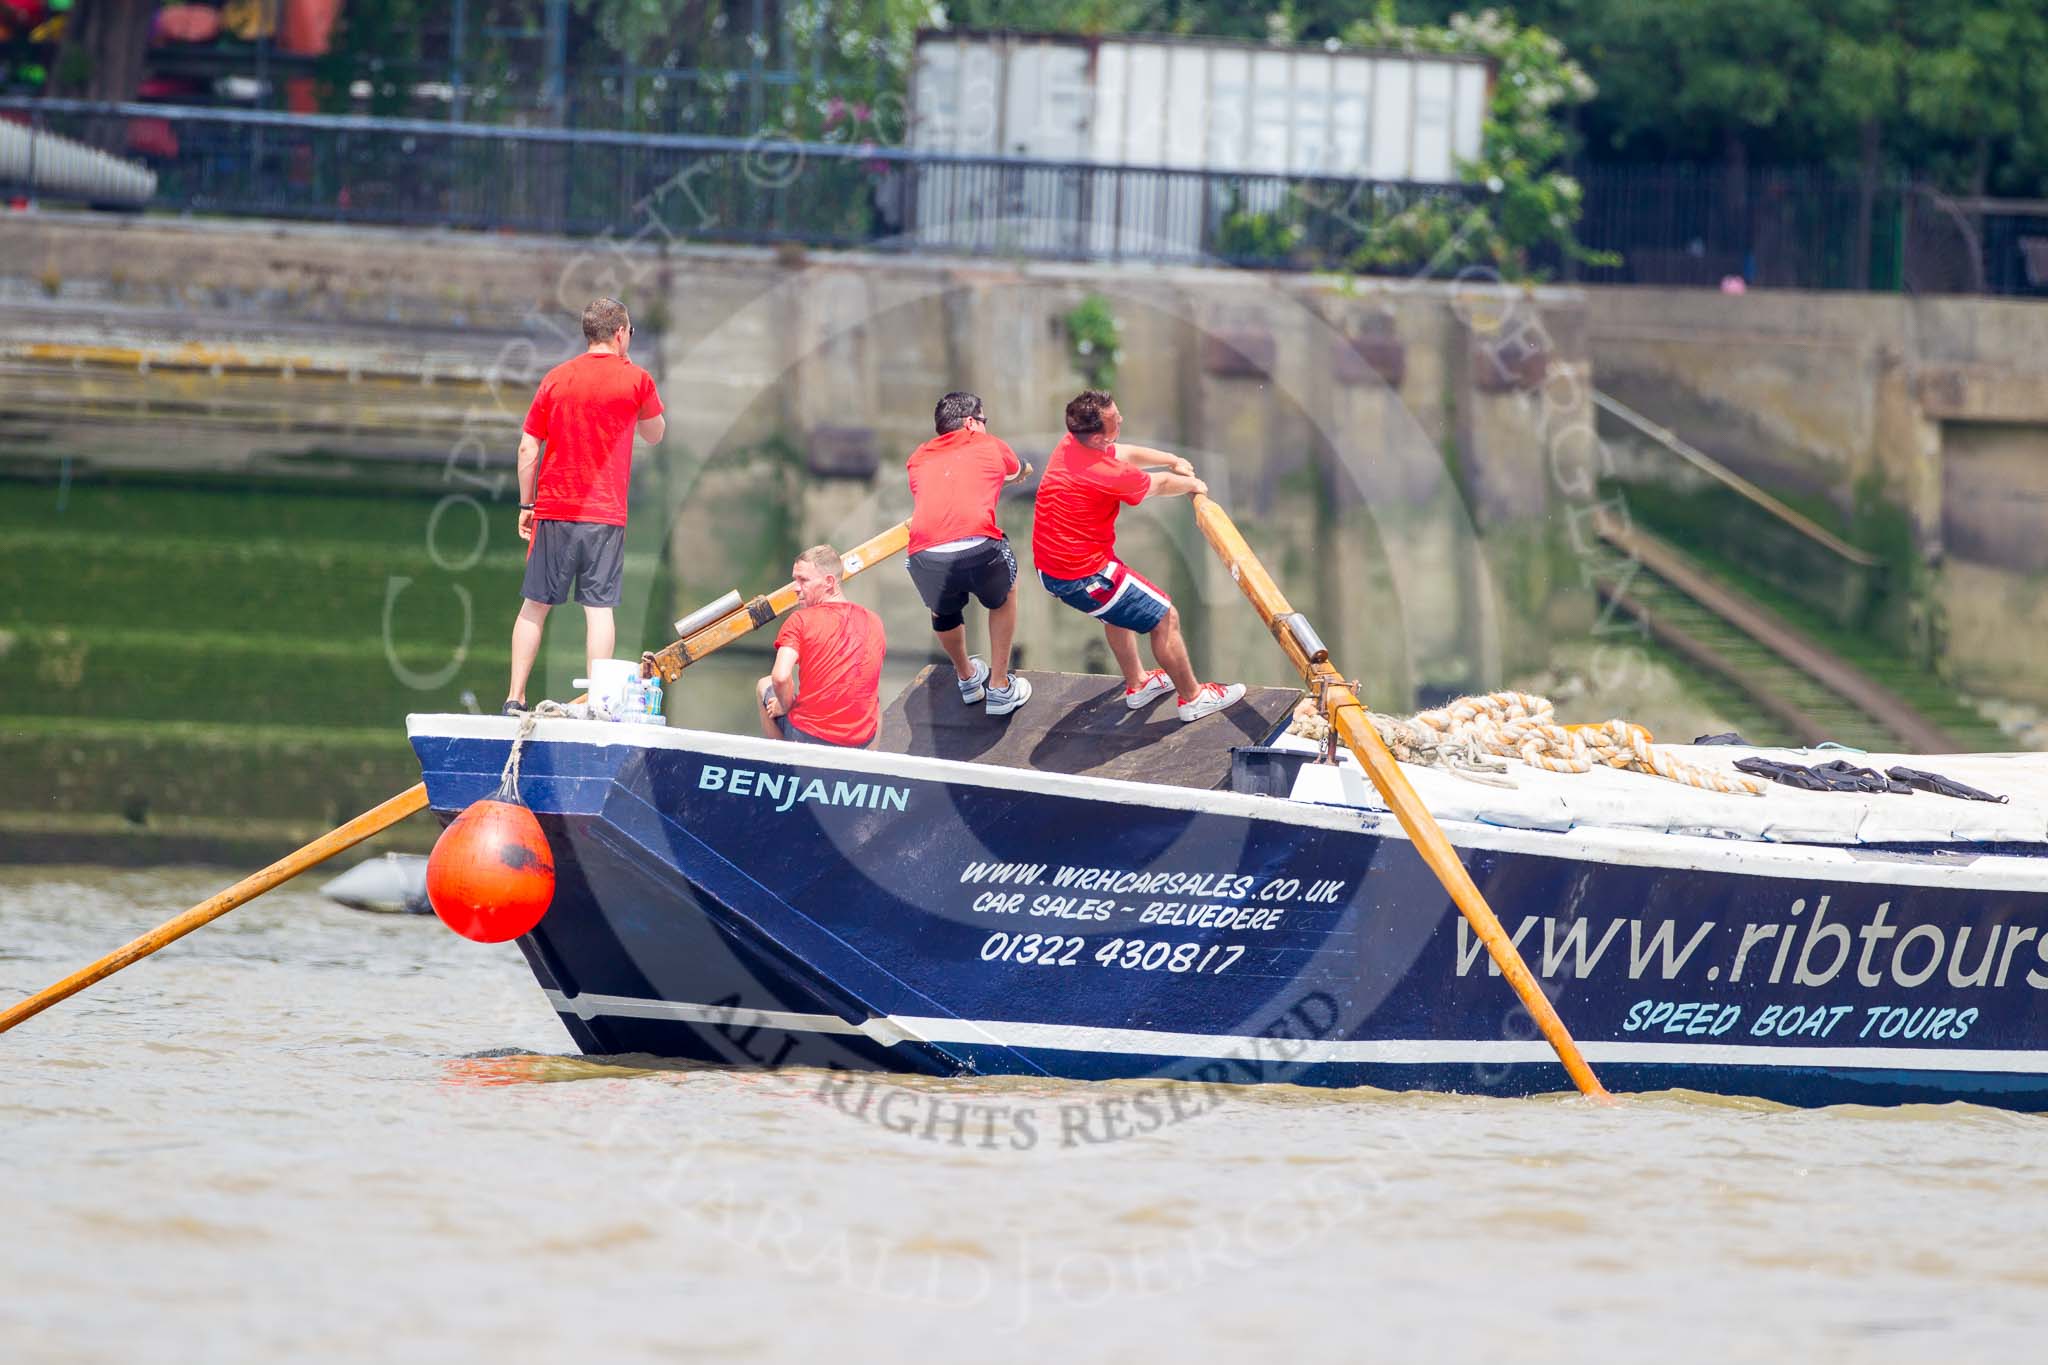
[19,209,2045,855]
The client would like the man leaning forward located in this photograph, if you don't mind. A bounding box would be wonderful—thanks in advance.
[1032,389,1244,722]
[904,390,1032,716]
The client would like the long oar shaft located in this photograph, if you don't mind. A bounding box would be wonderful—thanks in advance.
[1189,495,1610,1101]
[0,784,429,1034]
[647,521,910,679]
[4,523,917,1037]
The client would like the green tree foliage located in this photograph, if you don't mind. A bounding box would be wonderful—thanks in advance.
[319,0,438,117]
[1338,5,1605,278]
[1900,2,2048,194]
[1424,0,2048,195]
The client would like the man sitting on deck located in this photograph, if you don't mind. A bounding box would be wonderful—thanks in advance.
[757,545,888,748]
[904,390,1032,716]
[1033,389,1245,723]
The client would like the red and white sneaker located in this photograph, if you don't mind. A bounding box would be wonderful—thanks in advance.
[1123,669,1175,709]
[1177,681,1247,722]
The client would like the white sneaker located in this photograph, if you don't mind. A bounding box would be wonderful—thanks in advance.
[1177,681,1246,722]
[985,673,1033,717]
[956,656,990,704]
[1123,669,1175,710]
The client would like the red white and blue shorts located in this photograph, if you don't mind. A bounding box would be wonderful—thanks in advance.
[1037,558,1173,633]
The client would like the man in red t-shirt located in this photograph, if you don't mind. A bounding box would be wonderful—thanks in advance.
[505,297,666,714]
[904,391,1033,716]
[757,545,888,747]
[1032,389,1245,723]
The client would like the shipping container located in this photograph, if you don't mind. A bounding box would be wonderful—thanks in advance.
[907,30,1491,260]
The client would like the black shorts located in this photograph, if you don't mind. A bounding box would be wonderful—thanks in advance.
[905,537,1017,632]
[522,519,625,607]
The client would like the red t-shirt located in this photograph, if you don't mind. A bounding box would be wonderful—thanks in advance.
[906,429,1023,554]
[775,601,888,746]
[1030,434,1152,580]
[523,352,664,526]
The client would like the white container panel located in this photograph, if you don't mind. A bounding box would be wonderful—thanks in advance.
[1121,42,1170,167]
[995,40,1034,154]
[1368,57,1414,180]
[1090,42,1128,165]
[909,42,957,151]
[1290,51,1336,174]
[958,40,1002,153]
[1002,42,1083,158]
[1453,62,1489,166]
[1330,57,1373,176]
[1163,45,1210,169]
[1248,49,1292,175]
[1203,47,1252,171]
[1412,61,1455,182]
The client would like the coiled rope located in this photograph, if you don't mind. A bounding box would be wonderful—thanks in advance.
[1290,690,1766,796]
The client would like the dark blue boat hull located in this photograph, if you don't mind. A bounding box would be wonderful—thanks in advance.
[412,721,2048,1109]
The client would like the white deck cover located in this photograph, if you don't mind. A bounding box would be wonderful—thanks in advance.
[1277,736,2048,846]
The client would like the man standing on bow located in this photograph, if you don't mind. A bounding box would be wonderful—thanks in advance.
[904,391,1032,716]
[1032,389,1244,722]
[505,297,666,715]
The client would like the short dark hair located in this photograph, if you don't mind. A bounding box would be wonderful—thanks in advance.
[582,297,630,344]
[1065,389,1115,436]
[933,391,984,435]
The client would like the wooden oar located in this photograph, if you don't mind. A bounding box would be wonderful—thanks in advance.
[0,520,915,1037]
[1189,495,1612,1101]
[643,521,909,679]
[0,786,431,1035]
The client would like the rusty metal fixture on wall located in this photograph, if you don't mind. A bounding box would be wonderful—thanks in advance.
[1202,327,1275,379]
[1333,320,1406,388]
[805,425,878,479]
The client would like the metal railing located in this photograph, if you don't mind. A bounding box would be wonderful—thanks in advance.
[1593,392,1880,571]
[0,98,1480,272]
[1594,390,1889,628]
[1571,164,1905,290]
[1570,162,2048,298]
[10,99,2048,295]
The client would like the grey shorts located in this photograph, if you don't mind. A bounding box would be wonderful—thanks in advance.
[776,715,841,746]
[522,519,625,607]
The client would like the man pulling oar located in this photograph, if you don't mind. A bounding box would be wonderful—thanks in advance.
[0,521,912,1037]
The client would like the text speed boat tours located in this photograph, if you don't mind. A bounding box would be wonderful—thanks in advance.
[409,669,2048,1110]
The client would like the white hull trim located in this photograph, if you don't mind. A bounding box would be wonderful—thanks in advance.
[543,991,2048,1076]
[410,714,2048,892]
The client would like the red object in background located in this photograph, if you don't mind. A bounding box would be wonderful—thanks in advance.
[424,798,557,943]
[154,4,222,43]
[125,116,179,159]
[0,1,47,39]
[284,76,317,114]
[138,76,204,100]
[280,0,341,56]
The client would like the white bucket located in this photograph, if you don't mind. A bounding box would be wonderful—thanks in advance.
[574,659,643,715]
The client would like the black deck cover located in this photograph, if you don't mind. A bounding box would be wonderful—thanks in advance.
[873,668,1302,791]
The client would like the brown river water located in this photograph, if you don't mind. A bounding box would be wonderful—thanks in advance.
[5,864,2046,1362]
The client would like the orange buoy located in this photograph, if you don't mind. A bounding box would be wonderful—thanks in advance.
[425,798,556,942]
